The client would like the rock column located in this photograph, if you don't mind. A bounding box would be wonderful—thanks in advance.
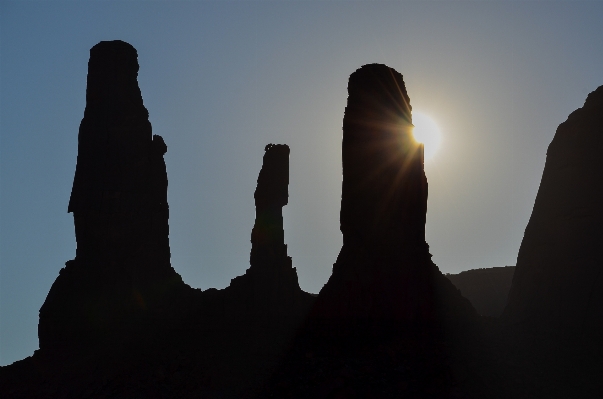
[39,41,182,352]
[249,144,291,271]
[312,64,475,331]
[227,144,314,325]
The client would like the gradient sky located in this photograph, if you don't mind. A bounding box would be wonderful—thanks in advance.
[1,0,602,366]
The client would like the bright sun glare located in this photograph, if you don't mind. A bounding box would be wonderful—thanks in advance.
[411,112,442,161]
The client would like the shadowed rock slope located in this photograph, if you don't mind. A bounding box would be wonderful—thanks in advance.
[503,86,603,345]
[495,87,603,399]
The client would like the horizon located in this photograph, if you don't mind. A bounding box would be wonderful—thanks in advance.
[2,1,603,366]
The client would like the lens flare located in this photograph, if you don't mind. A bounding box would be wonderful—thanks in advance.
[412,112,442,161]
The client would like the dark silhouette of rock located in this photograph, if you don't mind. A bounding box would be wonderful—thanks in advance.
[175,144,315,397]
[191,143,314,335]
[492,87,603,399]
[225,144,314,324]
[6,42,603,398]
[446,266,515,317]
[310,64,476,331]
[262,64,479,399]
[0,41,314,398]
[503,86,603,345]
[0,139,314,399]
[38,40,185,353]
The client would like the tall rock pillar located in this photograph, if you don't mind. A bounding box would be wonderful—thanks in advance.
[340,64,426,252]
[250,144,291,271]
[312,64,475,332]
[38,41,183,352]
[226,144,314,326]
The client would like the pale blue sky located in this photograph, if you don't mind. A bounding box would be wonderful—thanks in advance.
[2,0,602,366]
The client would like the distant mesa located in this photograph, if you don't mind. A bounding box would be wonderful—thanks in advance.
[446,266,515,317]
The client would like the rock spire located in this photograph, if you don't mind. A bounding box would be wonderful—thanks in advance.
[38,40,183,352]
[340,64,425,250]
[227,144,313,324]
[250,144,291,270]
[311,64,475,330]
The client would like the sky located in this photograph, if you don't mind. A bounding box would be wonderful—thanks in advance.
[1,0,602,366]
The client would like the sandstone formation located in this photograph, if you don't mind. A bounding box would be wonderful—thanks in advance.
[310,64,476,331]
[446,266,515,317]
[503,86,603,344]
[6,41,603,398]
[38,40,185,352]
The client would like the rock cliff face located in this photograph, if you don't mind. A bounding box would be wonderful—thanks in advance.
[503,86,603,343]
[310,64,476,331]
[38,41,184,352]
[446,266,515,317]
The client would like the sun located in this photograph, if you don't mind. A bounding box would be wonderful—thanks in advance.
[411,111,442,161]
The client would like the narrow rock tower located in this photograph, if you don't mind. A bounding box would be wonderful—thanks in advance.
[312,64,475,332]
[227,144,313,325]
[38,41,183,352]
[503,86,603,344]
[250,144,291,273]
